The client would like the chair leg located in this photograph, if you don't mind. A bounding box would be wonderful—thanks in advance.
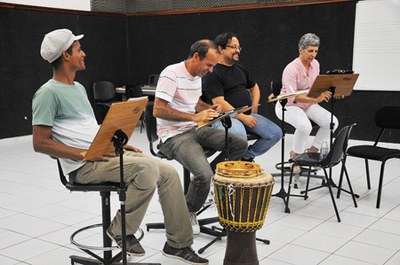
[323,168,341,222]
[303,166,312,200]
[337,156,346,199]
[342,163,358,208]
[100,191,113,263]
[337,158,360,200]
[376,161,387,209]
[285,166,294,213]
[365,159,371,189]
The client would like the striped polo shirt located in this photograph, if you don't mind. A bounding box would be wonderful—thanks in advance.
[155,61,202,142]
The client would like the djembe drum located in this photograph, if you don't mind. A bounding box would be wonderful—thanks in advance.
[213,161,274,265]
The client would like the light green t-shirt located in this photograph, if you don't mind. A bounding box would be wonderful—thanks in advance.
[32,79,99,174]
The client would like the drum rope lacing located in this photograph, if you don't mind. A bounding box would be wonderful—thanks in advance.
[227,183,235,218]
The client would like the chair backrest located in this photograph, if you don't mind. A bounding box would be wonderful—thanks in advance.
[56,159,119,192]
[125,83,144,98]
[144,102,159,157]
[93,81,116,102]
[375,106,400,129]
[270,80,283,97]
[147,74,159,86]
[57,159,69,187]
[322,123,356,167]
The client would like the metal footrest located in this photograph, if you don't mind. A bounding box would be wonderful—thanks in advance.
[71,223,144,251]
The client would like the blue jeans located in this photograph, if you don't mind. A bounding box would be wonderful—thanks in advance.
[159,127,248,213]
[213,113,282,160]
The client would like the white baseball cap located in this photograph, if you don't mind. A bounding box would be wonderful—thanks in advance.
[40,29,84,63]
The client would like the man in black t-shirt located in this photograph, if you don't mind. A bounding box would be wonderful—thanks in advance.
[202,32,282,162]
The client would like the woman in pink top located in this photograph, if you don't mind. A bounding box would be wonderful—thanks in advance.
[275,33,338,173]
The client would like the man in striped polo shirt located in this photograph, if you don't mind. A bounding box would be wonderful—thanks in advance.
[153,39,248,235]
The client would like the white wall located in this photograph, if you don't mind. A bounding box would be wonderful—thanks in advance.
[1,0,90,11]
[353,0,400,91]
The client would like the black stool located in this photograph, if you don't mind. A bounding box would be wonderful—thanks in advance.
[56,159,158,265]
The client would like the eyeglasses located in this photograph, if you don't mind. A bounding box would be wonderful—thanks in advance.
[226,45,242,51]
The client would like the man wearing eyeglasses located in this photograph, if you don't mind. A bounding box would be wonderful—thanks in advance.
[202,32,282,162]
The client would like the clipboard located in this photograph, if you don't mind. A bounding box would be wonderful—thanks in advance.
[82,96,148,160]
[307,74,359,98]
[196,105,259,128]
[268,90,308,102]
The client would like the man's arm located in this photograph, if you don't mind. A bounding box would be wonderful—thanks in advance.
[211,96,257,128]
[32,125,86,160]
[153,97,219,123]
[195,98,222,113]
[248,83,260,114]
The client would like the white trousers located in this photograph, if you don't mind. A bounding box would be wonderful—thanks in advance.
[275,102,338,154]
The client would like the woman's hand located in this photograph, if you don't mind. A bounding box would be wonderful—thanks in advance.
[317,91,332,103]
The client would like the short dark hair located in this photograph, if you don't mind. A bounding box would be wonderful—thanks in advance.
[214,32,238,48]
[51,43,74,69]
[188,39,219,60]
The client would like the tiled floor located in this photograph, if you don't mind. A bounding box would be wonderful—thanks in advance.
[1,128,400,265]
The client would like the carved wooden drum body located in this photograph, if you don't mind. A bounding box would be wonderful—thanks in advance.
[213,161,275,265]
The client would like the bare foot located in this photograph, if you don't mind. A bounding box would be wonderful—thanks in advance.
[306,146,319,153]
[290,151,299,159]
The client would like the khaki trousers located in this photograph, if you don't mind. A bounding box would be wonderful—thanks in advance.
[75,151,193,249]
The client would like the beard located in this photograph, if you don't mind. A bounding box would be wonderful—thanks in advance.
[232,53,240,62]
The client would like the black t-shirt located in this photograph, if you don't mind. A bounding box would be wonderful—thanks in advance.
[202,63,255,109]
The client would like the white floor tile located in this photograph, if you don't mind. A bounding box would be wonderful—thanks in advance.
[319,254,374,265]
[369,218,400,236]
[0,238,59,262]
[268,244,330,265]
[335,241,395,264]
[384,251,400,265]
[24,246,82,265]
[0,132,399,265]
[292,231,349,253]
[0,230,31,250]
[311,221,364,240]
[353,229,400,251]
[0,255,20,265]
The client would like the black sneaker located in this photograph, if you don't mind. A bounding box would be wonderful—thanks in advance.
[162,242,208,264]
[106,226,145,256]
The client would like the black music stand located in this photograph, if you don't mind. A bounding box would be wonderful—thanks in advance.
[306,73,359,196]
[83,98,154,265]
[269,90,307,213]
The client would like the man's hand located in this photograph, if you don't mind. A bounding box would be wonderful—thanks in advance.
[90,152,116,162]
[124,144,142,153]
[194,109,220,122]
[268,93,275,101]
[211,103,223,113]
[240,114,257,128]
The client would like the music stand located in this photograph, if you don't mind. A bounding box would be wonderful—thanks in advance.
[308,74,358,146]
[306,73,359,195]
[269,90,307,213]
[82,97,148,161]
[83,97,150,265]
[196,105,258,128]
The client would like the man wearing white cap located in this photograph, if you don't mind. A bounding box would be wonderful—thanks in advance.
[32,28,208,264]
